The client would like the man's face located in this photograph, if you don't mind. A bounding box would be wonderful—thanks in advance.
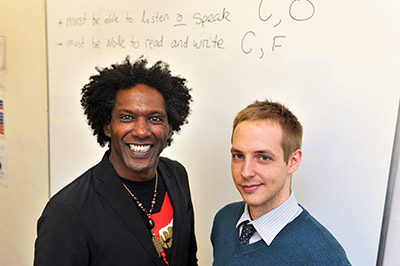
[231,120,301,219]
[104,84,172,181]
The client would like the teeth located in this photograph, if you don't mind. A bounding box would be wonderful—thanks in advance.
[129,144,151,152]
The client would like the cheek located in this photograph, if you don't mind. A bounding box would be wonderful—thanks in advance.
[231,164,241,180]
[230,161,236,174]
[115,124,133,137]
[268,167,289,185]
[154,126,171,140]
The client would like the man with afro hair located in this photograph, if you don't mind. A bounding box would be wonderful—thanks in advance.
[35,56,198,266]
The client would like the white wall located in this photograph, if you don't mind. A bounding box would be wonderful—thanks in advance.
[0,0,49,265]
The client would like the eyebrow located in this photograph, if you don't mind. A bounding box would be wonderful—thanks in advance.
[117,108,167,116]
[230,148,241,153]
[230,147,274,155]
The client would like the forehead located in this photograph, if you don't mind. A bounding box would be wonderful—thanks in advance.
[232,120,283,152]
[114,84,166,112]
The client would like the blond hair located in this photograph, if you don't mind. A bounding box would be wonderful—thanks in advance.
[232,99,303,163]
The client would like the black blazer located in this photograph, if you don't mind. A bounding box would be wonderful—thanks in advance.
[34,152,198,266]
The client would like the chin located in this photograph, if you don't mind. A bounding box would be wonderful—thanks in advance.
[241,194,265,207]
[240,193,257,205]
[129,165,152,174]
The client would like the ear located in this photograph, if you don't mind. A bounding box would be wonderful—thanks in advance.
[288,149,302,174]
[168,127,173,139]
[165,127,173,147]
[104,124,111,138]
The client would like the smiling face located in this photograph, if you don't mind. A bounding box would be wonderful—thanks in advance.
[104,84,172,181]
[231,120,302,219]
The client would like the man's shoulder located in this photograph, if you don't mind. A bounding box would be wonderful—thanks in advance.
[159,156,184,167]
[214,201,245,223]
[158,156,187,174]
[51,152,110,202]
[292,207,340,240]
[219,201,245,213]
[211,201,244,244]
[282,207,351,264]
[46,163,100,212]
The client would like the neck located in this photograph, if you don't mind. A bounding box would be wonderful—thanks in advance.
[122,170,156,182]
[249,190,292,220]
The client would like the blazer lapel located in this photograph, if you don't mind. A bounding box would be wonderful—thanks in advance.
[93,153,164,266]
[158,160,188,265]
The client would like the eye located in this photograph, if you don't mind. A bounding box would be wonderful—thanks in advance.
[258,155,270,162]
[119,114,134,121]
[149,116,163,123]
[232,153,244,160]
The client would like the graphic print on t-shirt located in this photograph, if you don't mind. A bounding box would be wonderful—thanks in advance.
[151,191,174,264]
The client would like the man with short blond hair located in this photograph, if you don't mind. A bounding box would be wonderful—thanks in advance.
[211,99,351,265]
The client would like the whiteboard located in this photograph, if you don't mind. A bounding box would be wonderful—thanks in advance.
[46,0,400,265]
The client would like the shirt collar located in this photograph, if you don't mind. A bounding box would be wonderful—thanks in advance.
[236,192,303,246]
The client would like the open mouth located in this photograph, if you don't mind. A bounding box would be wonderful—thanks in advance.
[129,144,151,153]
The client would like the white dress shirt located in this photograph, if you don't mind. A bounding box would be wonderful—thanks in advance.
[236,192,303,245]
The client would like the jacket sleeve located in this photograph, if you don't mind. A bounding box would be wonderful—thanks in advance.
[34,199,89,266]
[179,163,198,266]
[163,158,198,266]
[187,190,198,266]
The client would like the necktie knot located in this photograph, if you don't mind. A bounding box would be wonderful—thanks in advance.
[239,221,256,245]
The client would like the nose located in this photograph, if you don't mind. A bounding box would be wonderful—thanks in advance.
[240,158,256,179]
[133,118,151,138]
